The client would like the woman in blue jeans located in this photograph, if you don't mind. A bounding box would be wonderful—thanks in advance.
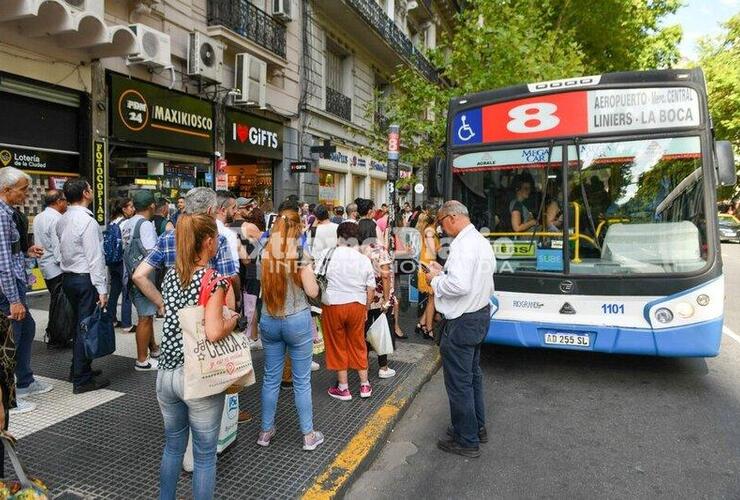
[258,209,324,450]
[147,213,239,500]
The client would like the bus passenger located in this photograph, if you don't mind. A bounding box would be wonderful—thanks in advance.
[509,175,538,233]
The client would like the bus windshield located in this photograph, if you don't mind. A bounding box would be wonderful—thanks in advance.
[452,135,708,275]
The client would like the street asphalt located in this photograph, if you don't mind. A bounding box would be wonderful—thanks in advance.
[347,243,740,499]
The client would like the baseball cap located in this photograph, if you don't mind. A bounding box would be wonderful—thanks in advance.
[132,190,155,210]
[236,197,254,208]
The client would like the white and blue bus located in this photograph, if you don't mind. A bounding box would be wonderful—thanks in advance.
[441,69,736,356]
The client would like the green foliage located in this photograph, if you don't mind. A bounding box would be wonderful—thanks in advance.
[365,0,683,168]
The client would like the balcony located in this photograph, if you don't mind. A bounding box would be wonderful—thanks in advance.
[207,0,286,59]
[344,0,438,82]
[326,87,352,122]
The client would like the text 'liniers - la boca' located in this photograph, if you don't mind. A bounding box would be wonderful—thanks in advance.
[591,88,697,129]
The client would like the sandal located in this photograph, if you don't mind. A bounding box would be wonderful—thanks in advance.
[394,328,408,339]
[422,326,435,341]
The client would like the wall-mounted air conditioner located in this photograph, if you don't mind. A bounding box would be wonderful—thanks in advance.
[187,32,224,84]
[127,24,172,68]
[62,0,104,17]
[234,53,267,108]
[273,0,292,22]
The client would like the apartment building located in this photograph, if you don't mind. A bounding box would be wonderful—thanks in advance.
[0,0,456,231]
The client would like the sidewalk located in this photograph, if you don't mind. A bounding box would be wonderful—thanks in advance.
[8,288,438,499]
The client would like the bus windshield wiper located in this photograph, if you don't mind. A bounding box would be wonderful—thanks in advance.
[526,140,555,251]
[574,138,601,250]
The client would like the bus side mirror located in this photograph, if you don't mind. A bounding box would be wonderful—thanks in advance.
[428,156,447,197]
[716,141,737,186]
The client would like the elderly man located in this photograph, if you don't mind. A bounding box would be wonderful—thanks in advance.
[0,167,50,412]
[424,200,495,458]
[32,189,68,348]
[345,202,359,223]
[57,178,109,394]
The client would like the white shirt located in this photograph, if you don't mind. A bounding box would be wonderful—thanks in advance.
[431,223,495,319]
[311,222,338,256]
[56,205,108,295]
[120,214,158,252]
[33,206,63,280]
[316,246,375,305]
[216,219,240,264]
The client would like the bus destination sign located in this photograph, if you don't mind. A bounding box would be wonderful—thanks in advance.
[452,87,701,146]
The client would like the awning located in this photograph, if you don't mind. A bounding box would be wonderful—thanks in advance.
[0,0,139,58]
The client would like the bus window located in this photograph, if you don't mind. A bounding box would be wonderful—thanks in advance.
[567,136,707,274]
[452,146,566,274]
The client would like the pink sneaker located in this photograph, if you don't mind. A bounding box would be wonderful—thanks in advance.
[327,385,352,401]
[360,383,372,398]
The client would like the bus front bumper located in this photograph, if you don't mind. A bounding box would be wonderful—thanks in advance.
[486,318,723,357]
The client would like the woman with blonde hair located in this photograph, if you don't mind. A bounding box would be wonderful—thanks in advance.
[257,209,324,450]
[155,213,240,500]
[416,213,439,340]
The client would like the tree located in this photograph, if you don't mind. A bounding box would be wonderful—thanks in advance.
[697,13,740,200]
[365,0,683,168]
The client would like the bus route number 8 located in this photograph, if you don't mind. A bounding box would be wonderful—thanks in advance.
[507,102,560,134]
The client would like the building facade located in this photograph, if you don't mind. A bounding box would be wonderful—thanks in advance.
[0,0,456,228]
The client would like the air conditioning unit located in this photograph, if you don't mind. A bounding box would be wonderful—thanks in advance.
[187,32,224,84]
[127,24,172,68]
[273,0,292,21]
[234,53,267,108]
[62,0,104,17]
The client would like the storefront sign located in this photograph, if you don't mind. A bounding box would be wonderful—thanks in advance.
[109,73,214,153]
[217,158,228,172]
[93,140,107,224]
[290,161,312,173]
[226,110,282,160]
[134,178,158,186]
[0,145,79,174]
[215,172,228,190]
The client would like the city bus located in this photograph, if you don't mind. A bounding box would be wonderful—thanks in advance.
[442,69,736,356]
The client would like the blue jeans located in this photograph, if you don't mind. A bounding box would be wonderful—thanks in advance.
[0,278,36,389]
[108,262,132,326]
[440,306,489,448]
[259,308,314,435]
[62,273,97,387]
[156,367,224,500]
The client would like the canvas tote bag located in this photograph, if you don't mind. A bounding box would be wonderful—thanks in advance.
[180,269,256,400]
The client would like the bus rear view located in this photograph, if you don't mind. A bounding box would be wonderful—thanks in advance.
[445,69,736,357]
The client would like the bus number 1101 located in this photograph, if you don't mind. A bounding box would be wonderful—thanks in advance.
[601,303,624,314]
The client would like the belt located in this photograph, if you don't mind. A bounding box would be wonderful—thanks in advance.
[442,304,490,321]
[63,272,91,277]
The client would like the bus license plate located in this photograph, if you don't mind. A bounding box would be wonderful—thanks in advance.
[544,332,591,347]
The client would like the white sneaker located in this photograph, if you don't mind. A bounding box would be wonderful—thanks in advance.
[9,398,36,415]
[378,367,396,379]
[248,338,263,350]
[135,358,158,371]
[16,379,53,397]
[311,361,320,371]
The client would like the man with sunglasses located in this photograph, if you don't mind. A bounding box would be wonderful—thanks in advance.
[424,200,495,458]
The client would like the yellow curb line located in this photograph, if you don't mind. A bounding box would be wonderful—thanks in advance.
[302,400,405,500]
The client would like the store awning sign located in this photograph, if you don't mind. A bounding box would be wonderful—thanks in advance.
[290,161,312,173]
[226,110,282,160]
[109,73,214,153]
[93,140,107,224]
[0,145,79,174]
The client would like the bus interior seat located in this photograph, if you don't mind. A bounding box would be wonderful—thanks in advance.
[600,221,701,269]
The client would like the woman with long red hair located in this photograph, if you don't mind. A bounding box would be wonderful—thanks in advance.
[258,209,324,450]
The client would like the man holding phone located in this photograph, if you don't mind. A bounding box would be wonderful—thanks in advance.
[424,200,495,458]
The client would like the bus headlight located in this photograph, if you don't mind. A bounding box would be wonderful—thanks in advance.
[696,294,710,306]
[675,302,694,319]
[655,307,674,324]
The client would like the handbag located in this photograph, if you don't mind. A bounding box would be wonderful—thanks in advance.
[308,247,336,308]
[80,305,116,359]
[366,312,394,356]
[0,431,49,499]
[179,269,255,400]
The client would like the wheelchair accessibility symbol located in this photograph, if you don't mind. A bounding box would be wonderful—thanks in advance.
[457,114,476,142]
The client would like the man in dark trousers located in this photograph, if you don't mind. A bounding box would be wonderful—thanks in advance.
[424,200,496,458]
[57,178,109,394]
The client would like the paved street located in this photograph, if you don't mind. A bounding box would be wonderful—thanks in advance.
[348,243,740,499]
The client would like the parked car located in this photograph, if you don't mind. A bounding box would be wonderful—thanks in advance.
[719,218,740,243]
[718,212,740,225]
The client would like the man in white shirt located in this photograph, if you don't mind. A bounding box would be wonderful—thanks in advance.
[425,200,495,458]
[215,190,243,305]
[32,189,67,347]
[121,190,160,371]
[57,178,109,394]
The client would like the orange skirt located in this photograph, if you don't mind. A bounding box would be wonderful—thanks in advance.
[322,303,368,371]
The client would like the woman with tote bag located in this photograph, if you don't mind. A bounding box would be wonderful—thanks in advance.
[155,214,239,500]
[257,209,324,450]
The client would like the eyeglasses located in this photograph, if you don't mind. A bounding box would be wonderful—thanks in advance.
[437,214,451,225]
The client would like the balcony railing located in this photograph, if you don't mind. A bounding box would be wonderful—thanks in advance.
[207,0,286,59]
[346,0,439,83]
[326,87,352,122]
